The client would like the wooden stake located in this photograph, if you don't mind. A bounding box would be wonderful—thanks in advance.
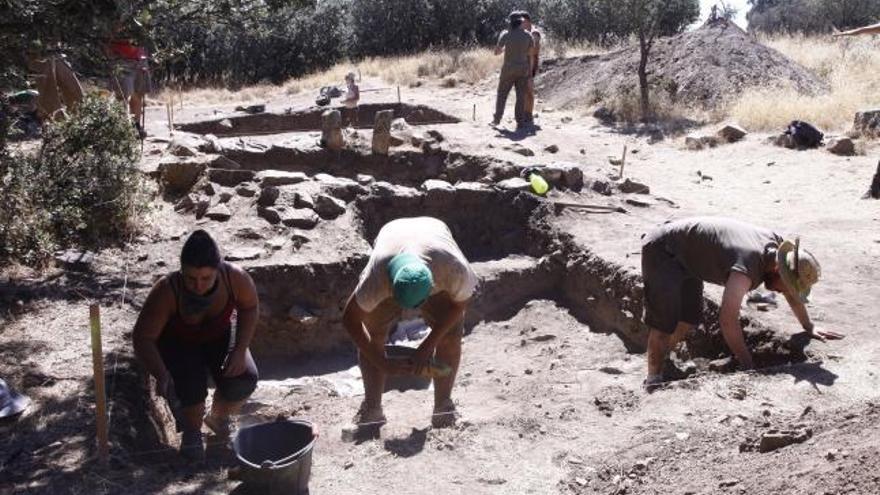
[473,104,476,121]
[397,86,401,105]
[619,144,628,179]
[89,304,110,464]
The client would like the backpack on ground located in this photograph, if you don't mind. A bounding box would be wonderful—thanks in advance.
[784,120,824,148]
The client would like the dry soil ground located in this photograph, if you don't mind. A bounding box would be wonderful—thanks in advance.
[2,66,880,495]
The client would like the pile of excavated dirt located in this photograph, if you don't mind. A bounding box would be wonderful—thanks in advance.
[536,19,826,111]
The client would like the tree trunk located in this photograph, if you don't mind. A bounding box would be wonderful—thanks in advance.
[637,32,652,121]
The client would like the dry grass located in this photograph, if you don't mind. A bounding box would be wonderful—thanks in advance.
[730,34,880,132]
[157,47,498,106]
[153,83,278,107]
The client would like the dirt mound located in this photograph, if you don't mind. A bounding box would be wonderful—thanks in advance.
[537,19,826,111]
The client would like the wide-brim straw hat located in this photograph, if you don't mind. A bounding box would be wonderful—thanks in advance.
[777,238,821,303]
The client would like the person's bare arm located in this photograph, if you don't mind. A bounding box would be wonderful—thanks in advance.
[225,264,259,376]
[835,22,880,36]
[495,31,506,55]
[411,297,468,373]
[720,272,754,370]
[133,278,174,391]
[342,295,410,374]
[781,291,844,341]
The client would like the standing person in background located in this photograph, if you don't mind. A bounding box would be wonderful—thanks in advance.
[341,72,360,127]
[25,41,84,122]
[519,11,542,125]
[492,13,534,130]
[106,18,152,138]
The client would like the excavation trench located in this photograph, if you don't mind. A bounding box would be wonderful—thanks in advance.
[244,186,808,374]
[145,184,812,449]
[176,103,461,137]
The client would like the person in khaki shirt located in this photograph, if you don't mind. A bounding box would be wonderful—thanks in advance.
[518,11,541,124]
[492,13,534,129]
[343,217,478,430]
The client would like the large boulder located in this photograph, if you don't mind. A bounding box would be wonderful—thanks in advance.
[225,247,262,262]
[258,206,282,224]
[159,158,207,194]
[315,174,367,201]
[685,136,704,151]
[854,109,880,138]
[205,204,232,222]
[497,177,531,191]
[258,170,309,187]
[280,208,320,229]
[208,168,256,187]
[314,194,347,219]
[421,179,456,193]
[716,124,747,143]
[768,133,795,149]
[166,136,202,157]
[257,186,280,207]
[827,137,855,156]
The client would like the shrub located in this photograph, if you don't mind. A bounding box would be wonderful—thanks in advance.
[37,93,144,247]
[0,93,146,267]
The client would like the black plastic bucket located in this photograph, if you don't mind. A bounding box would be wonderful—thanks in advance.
[232,419,317,495]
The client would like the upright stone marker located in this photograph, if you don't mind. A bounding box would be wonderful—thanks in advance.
[321,109,343,150]
[372,109,395,155]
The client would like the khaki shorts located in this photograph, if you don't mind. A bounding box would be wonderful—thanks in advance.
[364,295,465,342]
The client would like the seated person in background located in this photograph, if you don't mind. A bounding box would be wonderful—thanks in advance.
[133,230,259,460]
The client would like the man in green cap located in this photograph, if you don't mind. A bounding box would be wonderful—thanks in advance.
[343,217,478,429]
[641,217,844,391]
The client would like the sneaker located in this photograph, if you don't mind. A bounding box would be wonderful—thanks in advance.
[352,402,386,428]
[489,119,500,127]
[180,429,205,461]
[204,414,232,440]
[431,399,457,429]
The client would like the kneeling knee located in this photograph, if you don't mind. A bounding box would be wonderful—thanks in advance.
[217,372,258,402]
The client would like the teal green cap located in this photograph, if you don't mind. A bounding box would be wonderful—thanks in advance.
[387,253,433,309]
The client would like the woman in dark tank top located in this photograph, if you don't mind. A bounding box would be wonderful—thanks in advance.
[133,230,260,461]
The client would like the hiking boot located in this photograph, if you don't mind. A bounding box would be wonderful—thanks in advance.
[204,414,232,440]
[431,399,457,429]
[180,429,205,461]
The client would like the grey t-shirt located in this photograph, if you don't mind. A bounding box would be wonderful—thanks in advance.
[644,217,782,289]
[497,28,534,76]
[354,217,479,312]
